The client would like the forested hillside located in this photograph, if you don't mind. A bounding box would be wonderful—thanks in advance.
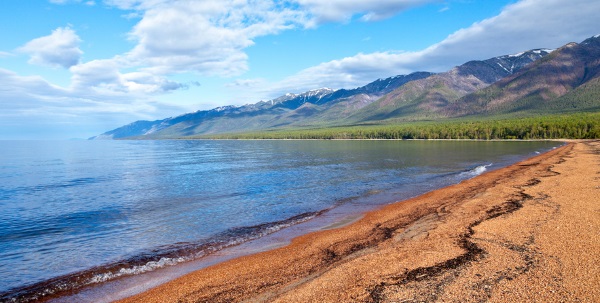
[94,36,600,140]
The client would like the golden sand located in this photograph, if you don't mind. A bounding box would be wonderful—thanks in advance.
[119,140,599,303]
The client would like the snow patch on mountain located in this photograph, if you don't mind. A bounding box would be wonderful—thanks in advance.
[504,48,553,58]
[496,62,510,73]
[213,105,238,112]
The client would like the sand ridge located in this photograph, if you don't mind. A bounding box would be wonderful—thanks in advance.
[118,140,599,303]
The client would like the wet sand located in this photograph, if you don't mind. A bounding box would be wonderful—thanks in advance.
[119,140,599,303]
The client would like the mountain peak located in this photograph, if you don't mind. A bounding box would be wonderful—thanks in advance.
[582,34,600,46]
[302,87,336,96]
[452,35,600,116]
[503,48,554,59]
[453,48,551,84]
[213,105,238,112]
[94,34,600,140]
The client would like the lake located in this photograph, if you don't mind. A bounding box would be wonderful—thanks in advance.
[0,140,561,301]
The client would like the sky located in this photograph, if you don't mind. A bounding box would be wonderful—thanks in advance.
[0,0,599,139]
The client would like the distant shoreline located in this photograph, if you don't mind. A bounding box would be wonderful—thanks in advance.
[181,138,569,141]
[101,112,600,141]
[117,140,600,302]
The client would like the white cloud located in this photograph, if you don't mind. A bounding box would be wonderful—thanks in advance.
[122,71,188,93]
[0,1,299,138]
[7,0,600,139]
[294,0,440,24]
[45,0,307,99]
[38,0,600,101]
[121,0,308,77]
[18,27,83,69]
[36,0,441,100]
[270,52,416,94]
[262,0,600,97]
[0,69,69,107]
[430,0,600,59]
[29,0,313,107]
[70,59,124,91]
[0,67,180,113]
[69,58,187,95]
[0,67,187,139]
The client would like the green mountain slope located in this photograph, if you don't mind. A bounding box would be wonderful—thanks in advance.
[94,35,600,140]
[349,49,553,122]
[451,36,600,116]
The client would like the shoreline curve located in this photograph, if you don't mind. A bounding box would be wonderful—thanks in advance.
[115,140,600,303]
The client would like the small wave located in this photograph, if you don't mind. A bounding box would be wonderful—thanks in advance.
[459,163,492,178]
[88,256,186,284]
[0,210,327,303]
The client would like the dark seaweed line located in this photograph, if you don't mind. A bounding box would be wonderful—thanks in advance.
[366,196,528,302]
[366,154,566,303]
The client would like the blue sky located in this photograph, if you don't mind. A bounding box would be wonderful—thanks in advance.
[0,0,599,139]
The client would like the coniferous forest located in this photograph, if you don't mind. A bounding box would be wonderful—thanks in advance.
[193,113,600,140]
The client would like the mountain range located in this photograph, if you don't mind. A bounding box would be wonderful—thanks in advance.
[93,35,600,139]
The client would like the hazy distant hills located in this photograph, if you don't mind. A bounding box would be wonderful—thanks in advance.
[93,35,600,140]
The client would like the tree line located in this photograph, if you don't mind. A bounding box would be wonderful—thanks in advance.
[190,113,600,140]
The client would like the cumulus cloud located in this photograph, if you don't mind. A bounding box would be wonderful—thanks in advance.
[0,68,69,105]
[122,71,188,93]
[0,67,129,123]
[69,59,187,95]
[70,59,123,91]
[47,0,307,96]
[123,0,307,77]
[423,0,600,62]
[264,52,416,96]
[0,67,187,139]
[6,0,599,139]
[0,67,179,114]
[18,27,83,68]
[264,0,600,96]
[39,0,438,97]
[294,0,440,24]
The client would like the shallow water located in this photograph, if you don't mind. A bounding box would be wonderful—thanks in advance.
[0,140,561,301]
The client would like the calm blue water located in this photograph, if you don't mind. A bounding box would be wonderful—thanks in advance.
[0,140,561,301]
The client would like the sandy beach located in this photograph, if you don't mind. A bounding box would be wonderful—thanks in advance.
[118,140,599,303]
